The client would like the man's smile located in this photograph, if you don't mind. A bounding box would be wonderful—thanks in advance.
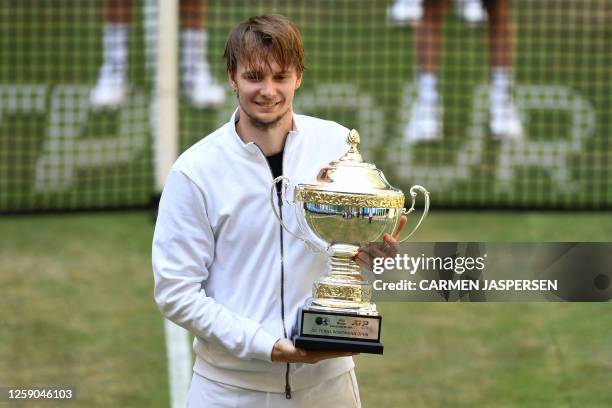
[254,101,281,108]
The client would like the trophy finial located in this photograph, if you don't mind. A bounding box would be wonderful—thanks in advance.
[337,129,365,164]
[347,129,360,149]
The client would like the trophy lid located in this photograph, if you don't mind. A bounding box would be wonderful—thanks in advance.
[295,129,405,208]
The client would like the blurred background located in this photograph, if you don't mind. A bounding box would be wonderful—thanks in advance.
[1,1,611,407]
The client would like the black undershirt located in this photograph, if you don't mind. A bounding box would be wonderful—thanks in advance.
[266,150,284,192]
[267,150,284,179]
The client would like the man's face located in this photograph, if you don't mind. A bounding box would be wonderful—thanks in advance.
[231,60,302,130]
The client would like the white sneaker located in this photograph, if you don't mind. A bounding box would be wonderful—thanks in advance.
[387,0,423,25]
[90,63,127,109]
[458,0,487,25]
[490,98,524,141]
[183,63,226,108]
[403,98,443,144]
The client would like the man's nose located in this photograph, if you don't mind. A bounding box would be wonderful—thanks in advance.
[259,78,275,97]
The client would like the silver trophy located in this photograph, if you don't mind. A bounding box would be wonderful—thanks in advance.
[270,129,429,354]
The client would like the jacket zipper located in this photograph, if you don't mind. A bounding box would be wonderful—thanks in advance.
[277,190,292,399]
[259,146,292,399]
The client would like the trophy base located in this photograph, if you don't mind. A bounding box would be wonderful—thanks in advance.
[293,304,383,355]
[293,335,383,354]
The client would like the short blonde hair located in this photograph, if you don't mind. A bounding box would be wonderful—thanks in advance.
[224,15,305,79]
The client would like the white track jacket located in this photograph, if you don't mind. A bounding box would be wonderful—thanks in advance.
[152,110,354,394]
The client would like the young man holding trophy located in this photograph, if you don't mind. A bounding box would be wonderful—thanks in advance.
[153,14,416,406]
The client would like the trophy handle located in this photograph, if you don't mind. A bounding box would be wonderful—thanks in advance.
[398,185,430,242]
[270,176,325,253]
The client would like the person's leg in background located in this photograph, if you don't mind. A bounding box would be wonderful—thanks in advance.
[485,0,524,140]
[387,0,425,25]
[404,0,450,144]
[91,0,226,109]
[456,0,488,24]
[180,0,226,108]
[90,0,132,108]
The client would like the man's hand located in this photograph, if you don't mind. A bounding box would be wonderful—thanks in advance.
[271,338,357,364]
[355,215,407,269]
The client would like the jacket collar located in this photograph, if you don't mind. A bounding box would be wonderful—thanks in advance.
[227,108,300,156]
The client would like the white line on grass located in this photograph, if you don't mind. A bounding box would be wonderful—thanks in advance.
[164,320,193,408]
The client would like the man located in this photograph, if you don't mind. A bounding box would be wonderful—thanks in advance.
[91,0,225,108]
[389,0,523,143]
[153,15,404,407]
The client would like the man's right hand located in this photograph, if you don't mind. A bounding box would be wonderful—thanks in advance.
[271,338,357,364]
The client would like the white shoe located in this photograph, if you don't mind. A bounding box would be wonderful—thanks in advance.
[458,0,487,25]
[90,63,127,109]
[387,0,423,25]
[183,63,226,108]
[403,98,443,144]
[490,98,524,141]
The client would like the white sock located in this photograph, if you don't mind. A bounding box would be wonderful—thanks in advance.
[490,67,511,104]
[181,28,209,75]
[418,72,438,103]
[102,23,128,71]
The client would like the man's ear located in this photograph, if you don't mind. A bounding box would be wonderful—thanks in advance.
[228,71,237,91]
[295,73,303,90]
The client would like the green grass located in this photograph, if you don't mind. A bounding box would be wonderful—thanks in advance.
[0,212,167,407]
[359,302,612,408]
[1,211,611,407]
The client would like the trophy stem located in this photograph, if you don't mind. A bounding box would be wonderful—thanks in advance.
[329,253,361,278]
[311,244,375,311]
[327,243,360,277]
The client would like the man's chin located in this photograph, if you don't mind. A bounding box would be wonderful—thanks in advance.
[245,108,291,130]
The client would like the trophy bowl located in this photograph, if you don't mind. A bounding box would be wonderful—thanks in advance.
[270,129,429,353]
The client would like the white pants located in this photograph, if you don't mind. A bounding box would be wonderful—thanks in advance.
[186,369,361,408]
